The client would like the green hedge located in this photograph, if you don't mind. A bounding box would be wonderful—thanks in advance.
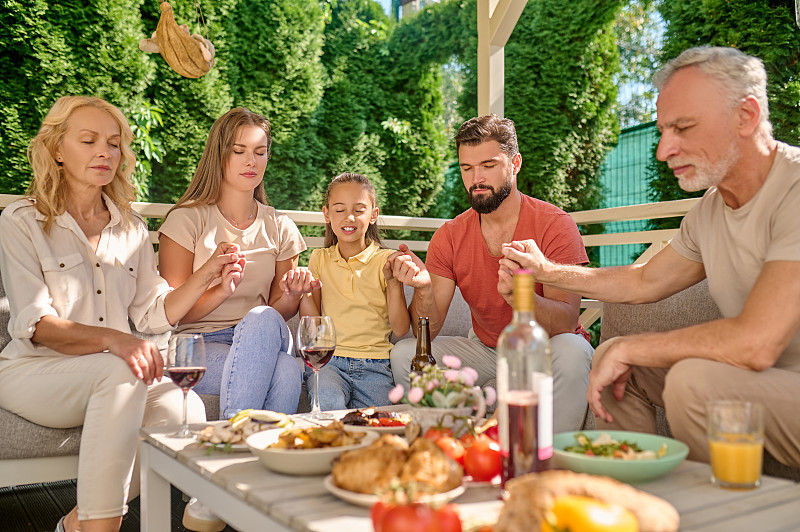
[1,0,623,222]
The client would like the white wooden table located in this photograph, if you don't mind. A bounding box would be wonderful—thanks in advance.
[140,422,800,532]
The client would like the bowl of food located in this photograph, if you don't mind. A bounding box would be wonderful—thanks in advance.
[246,421,378,475]
[553,430,689,483]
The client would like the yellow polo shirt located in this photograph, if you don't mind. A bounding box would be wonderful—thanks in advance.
[308,242,396,359]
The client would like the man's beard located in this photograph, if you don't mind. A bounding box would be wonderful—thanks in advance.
[675,144,739,193]
[469,181,513,214]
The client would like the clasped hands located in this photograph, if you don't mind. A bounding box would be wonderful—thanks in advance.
[498,238,633,424]
[280,267,321,298]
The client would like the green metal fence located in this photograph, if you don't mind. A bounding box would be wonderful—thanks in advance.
[598,121,658,266]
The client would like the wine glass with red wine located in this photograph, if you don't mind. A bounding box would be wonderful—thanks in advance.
[165,333,207,438]
[297,316,336,420]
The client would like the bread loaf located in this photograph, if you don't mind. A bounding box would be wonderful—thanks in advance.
[495,470,679,532]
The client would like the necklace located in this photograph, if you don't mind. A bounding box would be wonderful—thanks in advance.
[218,201,257,228]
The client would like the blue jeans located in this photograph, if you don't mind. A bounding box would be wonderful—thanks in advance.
[196,306,302,418]
[304,356,395,411]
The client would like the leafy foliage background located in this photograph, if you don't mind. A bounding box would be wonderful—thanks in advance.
[0,0,623,219]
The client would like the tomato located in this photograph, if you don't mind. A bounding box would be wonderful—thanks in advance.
[381,504,432,532]
[424,426,454,440]
[482,424,499,442]
[436,436,466,465]
[429,504,462,532]
[541,495,638,532]
[376,503,462,532]
[459,432,477,448]
[463,437,502,482]
[371,501,393,532]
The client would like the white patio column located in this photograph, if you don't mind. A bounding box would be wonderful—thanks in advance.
[477,0,527,116]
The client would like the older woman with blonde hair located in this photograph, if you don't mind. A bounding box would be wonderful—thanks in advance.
[0,96,240,532]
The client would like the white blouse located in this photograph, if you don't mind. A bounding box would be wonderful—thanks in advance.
[0,195,173,360]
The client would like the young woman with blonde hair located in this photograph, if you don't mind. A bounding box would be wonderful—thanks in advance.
[0,96,238,532]
[159,107,313,420]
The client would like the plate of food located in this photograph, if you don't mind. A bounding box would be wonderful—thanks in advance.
[246,421,378,475]
[195,410,293,453]
[323,475,465,508]
[327,433,465,507]
[339,407,412,434]
[553,430,689,483]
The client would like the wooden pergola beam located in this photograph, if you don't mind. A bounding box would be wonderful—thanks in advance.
[477,0,527,116]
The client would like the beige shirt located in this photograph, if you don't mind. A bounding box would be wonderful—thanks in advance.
[309,242,396,359]
[0,196,173,360]
[158,203,306,333]
[671,141,800,372]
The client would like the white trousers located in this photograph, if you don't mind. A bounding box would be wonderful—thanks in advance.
[390,330,593,433]
[0,353,206,520]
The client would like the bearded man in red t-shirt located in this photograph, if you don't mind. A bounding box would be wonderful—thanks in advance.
[388,114,594,433]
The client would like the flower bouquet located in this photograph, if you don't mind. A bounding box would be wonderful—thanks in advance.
[389,355,496,435]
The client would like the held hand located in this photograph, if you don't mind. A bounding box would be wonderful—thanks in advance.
[220,260,245,296]
[500,239,548,277]
[106,332,164,385]
[388,244,431,289]
[280,267,321,298]
[382,259,402,287]
[497,259,521,304]
[586,337,633,424]
[197,242,243,285]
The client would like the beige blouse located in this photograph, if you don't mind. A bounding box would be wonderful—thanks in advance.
[158,203,306,333]
[0,196,173,360]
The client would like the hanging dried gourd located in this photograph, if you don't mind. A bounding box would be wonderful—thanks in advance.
[139,1,215,79]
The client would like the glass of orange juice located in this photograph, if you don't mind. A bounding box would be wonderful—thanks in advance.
[706,400,764,490]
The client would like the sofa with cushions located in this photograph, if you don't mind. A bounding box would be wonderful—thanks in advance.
[0,274,472,488]
[3,272,797,488]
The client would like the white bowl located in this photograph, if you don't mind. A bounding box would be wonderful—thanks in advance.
[246,426,379,476]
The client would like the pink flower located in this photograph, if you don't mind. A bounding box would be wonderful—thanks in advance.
[426,380,437,392]
[408,387,424,404]
[442,355,462,369]
[444,369,460,383]
[461,367,478,387]
[388,384,405,404]
[484,386,497,406]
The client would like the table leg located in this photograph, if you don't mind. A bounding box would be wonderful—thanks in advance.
[140,441,171,531]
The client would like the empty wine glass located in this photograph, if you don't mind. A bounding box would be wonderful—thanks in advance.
[165,333,207,438]
[297,316,336,420]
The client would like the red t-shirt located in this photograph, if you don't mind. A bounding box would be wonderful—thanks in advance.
[426,194,590,347]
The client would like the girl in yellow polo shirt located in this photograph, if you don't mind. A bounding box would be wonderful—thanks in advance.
[295,172,411,409]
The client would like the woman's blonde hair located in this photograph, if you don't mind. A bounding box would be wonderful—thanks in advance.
[26,96,137,233]
[170,108,271,214]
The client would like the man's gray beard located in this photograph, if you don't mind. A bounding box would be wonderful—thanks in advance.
[469,181,513,214]
[678,145,739,192]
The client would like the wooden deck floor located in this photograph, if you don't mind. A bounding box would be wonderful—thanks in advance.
[0,481,238,532]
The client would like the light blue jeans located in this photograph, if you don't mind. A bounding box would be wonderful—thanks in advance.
[304,356,395,411]
[196,306,302,418]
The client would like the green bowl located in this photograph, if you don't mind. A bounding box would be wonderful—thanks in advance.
[553,430,689,484]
